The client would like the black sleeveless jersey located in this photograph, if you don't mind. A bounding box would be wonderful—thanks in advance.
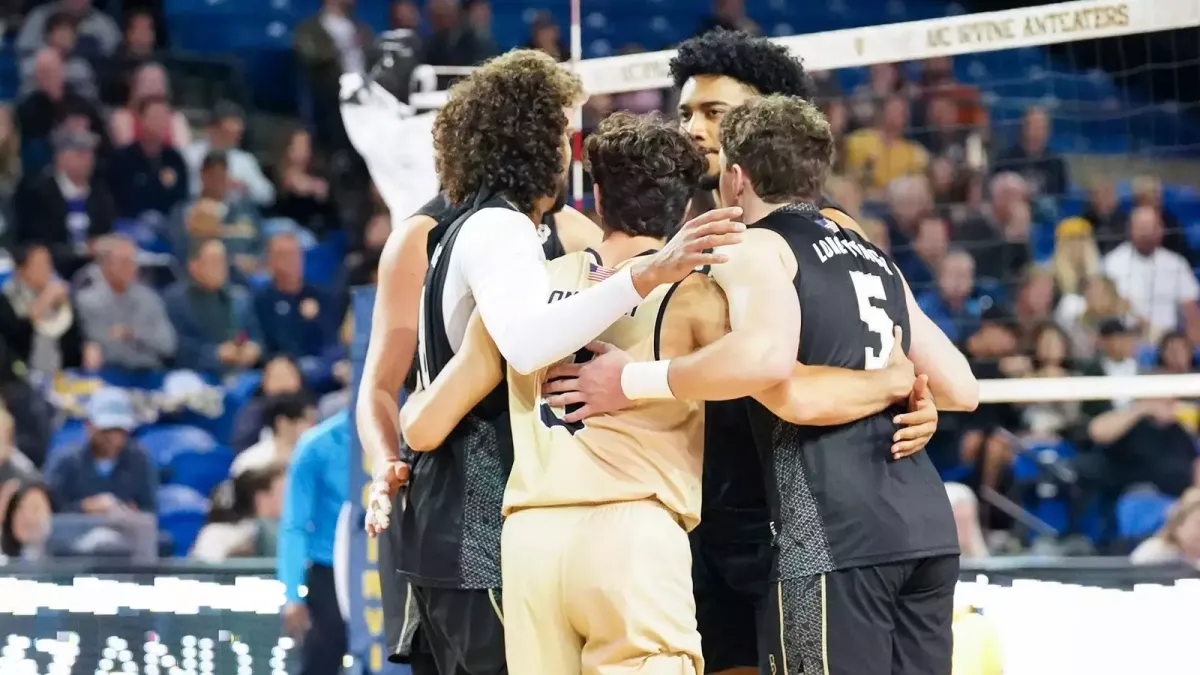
[746,203,958,580]
[398,191,515,590]
[415,192,566,259]
[698,194,843,541]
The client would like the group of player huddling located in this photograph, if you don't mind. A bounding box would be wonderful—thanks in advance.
[348,26,979,675]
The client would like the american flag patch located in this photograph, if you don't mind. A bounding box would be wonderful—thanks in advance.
[588,264,616,282]
[819,217,839,233]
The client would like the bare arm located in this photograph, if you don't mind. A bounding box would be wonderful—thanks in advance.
[650,229,799,401]
[901,275,979,411]
[400,311,503,451]
[354,214,435,470]
[674,271,911,421]
[1087,407,1145,445]
[553,206,603,253]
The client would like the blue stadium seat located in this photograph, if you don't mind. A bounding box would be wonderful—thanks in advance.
[137,424,220,466]
[157,484,209,556]
[1116,489,1176,542]
[169,447,235,496]
[43,421,88,472]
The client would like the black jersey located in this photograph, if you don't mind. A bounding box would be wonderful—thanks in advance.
[746,203,957,580]
[698,194,847,541]
[398,191,515,590]
[415,192,567,259]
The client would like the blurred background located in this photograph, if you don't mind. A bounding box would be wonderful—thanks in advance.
[0,0,1198,673]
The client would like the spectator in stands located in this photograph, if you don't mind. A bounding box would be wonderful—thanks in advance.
[697,0,761,36]
[16,0,121,60]
[278,411,349,672]
[992,106,1068,197]
[13,128,114,278]
[0,105,21,204]
[1131,488,1200,568]
[294,0,373,150]
[897,214,949,296]
[0,344,52,468]
[881,174,932,253]
[957,172,1034,293]
[164,239,263,376]
[15,48,104,148]
[1087,395,1200,500]
[0,244,90,379]
[918,248,981,345]
[821,98,847,173]
[917,94,970,165]
[271,127,337,236]
[390,0,420,30]
[1011,267,1057,351]
[318,310,355,419]
[945,482,989,558]
[231,354,307,452]
[424,0,495,72]
[109,96,190,221]
[1103,205,1200,342]
[45,387,157,514]
[524,12,566,61]
[232,393,317,477]
[1050,217,1101,297]
[109,63,191,149]
[254,233,337,363]
[1128,174,1192,264]
[0,482,52,561]
[0,406,39,487]
[1082,318,1141,413]
[76,234,177,371]
[1081,180,1124,254]
[847,63,908,131]
[184,102,274,208]
[913,56,986,132]
[100,9,157,106]
[844,95,929,193]
[1056,276,1132,359]
[1022,322,1083,440]
[1157,331,1196,375]
[177,152,262,278]
[191,464,285,562]
[21,12,97,101]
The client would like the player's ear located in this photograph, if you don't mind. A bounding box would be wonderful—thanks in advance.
[592,184,603,220]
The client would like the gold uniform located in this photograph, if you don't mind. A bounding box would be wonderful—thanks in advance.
[501,250,728,675]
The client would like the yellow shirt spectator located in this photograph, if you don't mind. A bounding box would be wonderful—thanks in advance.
[952,606,1003,675]
[843,128,930,190]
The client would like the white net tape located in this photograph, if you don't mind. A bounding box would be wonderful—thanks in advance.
[416,0,1200,405]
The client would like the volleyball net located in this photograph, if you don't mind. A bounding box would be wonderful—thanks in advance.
[410,0,1200,407]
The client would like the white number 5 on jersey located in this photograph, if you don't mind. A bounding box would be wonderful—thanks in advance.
[848,271,895,370]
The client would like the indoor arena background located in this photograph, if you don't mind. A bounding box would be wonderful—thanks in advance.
[0,0,1198,674]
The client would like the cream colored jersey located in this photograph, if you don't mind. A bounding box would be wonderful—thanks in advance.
[503,250,728,530]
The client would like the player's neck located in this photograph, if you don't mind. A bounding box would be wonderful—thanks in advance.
[741,197,793,225]
[595,232,664,266]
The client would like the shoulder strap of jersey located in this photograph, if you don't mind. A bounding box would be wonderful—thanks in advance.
[652,271,699,360]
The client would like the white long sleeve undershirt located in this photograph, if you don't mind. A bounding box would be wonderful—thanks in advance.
[452,208,644,374]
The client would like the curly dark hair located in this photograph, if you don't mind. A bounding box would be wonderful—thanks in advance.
[720,95,833,203]
[433,49,583,215]
[669,29,815,99]
[585,112,704,239]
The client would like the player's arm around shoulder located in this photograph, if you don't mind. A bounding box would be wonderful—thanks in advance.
[356,213,437,465]
[553,206,603,253]
[656,228,799,401]
[400,310,504,452]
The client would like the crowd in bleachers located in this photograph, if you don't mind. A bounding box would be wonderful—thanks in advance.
[0,0,1196,573]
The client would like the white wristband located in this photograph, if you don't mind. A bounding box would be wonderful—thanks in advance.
[621,360,675,401]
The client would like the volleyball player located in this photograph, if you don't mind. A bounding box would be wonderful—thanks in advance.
[558,96,978,675]
[662,29,914,675]
[393,111,940,675]
[355,50,744,675]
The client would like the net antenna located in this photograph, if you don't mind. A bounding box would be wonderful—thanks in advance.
[570,0,585,210]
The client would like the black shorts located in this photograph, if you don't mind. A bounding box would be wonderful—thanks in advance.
[759,555,959,675]
[691,527,773,672]
[411,585,507,675]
